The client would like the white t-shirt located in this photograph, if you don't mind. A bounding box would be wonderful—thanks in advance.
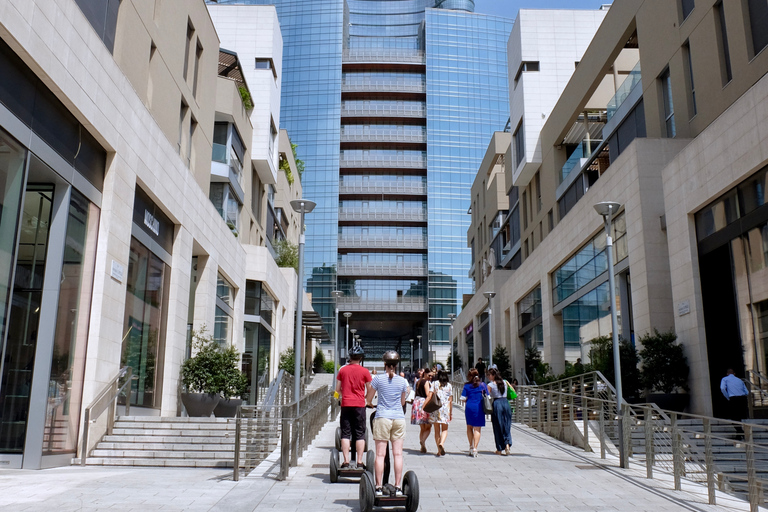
[371,373,409,420]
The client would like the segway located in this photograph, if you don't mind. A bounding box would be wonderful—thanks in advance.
[330,416,372,482]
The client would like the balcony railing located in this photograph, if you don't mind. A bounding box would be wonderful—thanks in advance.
[340,130,427,144]
[212,142,227,164]
[560,139,602,184]
[342,49,425,64]
[338,208,426,222]
[337,263,427,277]
[339,182,426,195]
[342,78,426,94]
[340,155,427,169]
[341,104,426,118]
[338,234,427,250]
[335,296,428,312]
[607,61,642,121]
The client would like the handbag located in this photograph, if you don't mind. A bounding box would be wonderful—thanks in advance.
[505,380,518,400]
[423,384,442,413]
[482,392,493,414]
[406,389,415,404]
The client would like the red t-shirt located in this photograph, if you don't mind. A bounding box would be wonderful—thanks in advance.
[337,363,372,407]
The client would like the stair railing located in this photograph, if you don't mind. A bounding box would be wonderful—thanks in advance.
[516,374,768,511]
[746,370,768,415]
[80,366,134,465]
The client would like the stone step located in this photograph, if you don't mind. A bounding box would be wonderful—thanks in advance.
[89,449,249,459]
[80,457,234,468]
[97,441,276,451]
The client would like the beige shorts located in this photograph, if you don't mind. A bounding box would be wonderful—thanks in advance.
[372,418,406,441]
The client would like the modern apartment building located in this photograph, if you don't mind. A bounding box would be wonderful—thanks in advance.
[457,0,768,417]
[209,0,512,367]
[0,0,317,469]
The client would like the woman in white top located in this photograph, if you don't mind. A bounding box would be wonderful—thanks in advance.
[429,370,453,456]
[487,368,512,455]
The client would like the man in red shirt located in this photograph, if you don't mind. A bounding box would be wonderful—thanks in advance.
[335,345,372,468]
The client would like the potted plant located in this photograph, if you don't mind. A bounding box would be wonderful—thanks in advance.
[180,331,222,417]
[212,344,249,418]
[639,330,690,412]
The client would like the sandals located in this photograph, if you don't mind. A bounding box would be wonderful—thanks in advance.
[439,444,446,456]
[420,442,427,453]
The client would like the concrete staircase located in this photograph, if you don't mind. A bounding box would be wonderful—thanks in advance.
[75,416,278,468]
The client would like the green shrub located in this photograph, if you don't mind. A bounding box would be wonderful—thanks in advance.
[278,347,304,376]
[313,348,326,373]
[492,345,513,381]
[446,351,463,373]
[323,361,336,374]
[274,239,298,271]
[587,335,641,399]
[639,330,689,394]
[181,330,248,398]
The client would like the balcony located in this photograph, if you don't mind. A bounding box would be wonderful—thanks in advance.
[342,78,426,94]
[335,296,428,312]
[560,139,602,184]
[340,154,427,169]
[342,49,425,65]
[340,129,427,144]
[338,234,427,250]
[607,61,641,121]
[337,263,427,277]
[338,208,427,223]
[339,181,426,196]
[341,103,426,119]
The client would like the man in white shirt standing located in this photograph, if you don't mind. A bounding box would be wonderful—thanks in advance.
[720,368,749,437]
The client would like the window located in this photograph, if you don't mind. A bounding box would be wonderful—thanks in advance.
[210,183,241,233]
[252,171,262,224]
[178,101,188,153]
[660,69,676,138]
[548,209,554,231]
[514,61,540,85]
[192,40,203,98]
[514,121,524,167]
[214,273,235,346]
[747,0,768,56]
[522,191,528,229]
[683,42,697,118]
[255,58,278,79]
[183,20,195,81]
[715,1,732,85]
[680,0,694,21]
[188,116,197,167]
[518,286,542,331]
[535,172,542,212]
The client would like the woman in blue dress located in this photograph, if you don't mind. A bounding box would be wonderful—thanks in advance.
[460,368,487,457]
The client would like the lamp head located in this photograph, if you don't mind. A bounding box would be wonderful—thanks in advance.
[331,290,344,299]
[290,199,317,214]
[593,201,621,218]
[483,291,496,300]
[448,313,456,320]
[350,328,357,335]
[343,312,352,319]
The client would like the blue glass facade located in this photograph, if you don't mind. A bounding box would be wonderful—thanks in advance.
[425,10,512,349]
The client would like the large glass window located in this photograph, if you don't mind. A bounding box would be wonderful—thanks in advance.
[214,273,235,346]
[243,322,272,405]
[562,282,616,362]
[0,185,53,451]
[518,286,542,331]
[121,238,170,409]
[44,191,99,455]
[747,0,768,56]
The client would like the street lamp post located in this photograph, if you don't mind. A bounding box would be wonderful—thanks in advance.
[448,313,456,378]
[483,291,496,368]
[290,199,316,415]
[350,329,357,347]
[331,291,344,381]
[343,312,352,358]
[416,335,422,369]
[409,339,414,369]
[594,200,625,468]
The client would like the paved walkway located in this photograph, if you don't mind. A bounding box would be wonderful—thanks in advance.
[0,408,762,511]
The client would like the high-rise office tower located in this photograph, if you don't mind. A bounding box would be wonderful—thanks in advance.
[208,0,511,366]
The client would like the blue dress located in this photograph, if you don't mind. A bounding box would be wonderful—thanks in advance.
[462,382,487,427]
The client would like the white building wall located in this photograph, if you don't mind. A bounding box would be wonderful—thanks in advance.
[208,4,283,182]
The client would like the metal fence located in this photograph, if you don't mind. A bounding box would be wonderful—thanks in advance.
[514,372,768,512]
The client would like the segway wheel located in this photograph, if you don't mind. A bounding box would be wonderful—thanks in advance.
[403,470,420,512]
[365,449,375,475]
[330,448,340,483]
[359,470,375,512]
[335,427,341,451]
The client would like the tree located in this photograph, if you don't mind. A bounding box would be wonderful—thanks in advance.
[446,350,463,375]
[278,347,304,376]
[274,239,298,271]
[638,330,689,394]
[313,347,326,373]
[587,335,641,399]
[493,345,513,381]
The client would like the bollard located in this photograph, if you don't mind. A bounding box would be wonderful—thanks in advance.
[703,418,715,505]
[599,400,606,460]
[745,424,758,512]
[644,406,653,479]
[671,413,682,491]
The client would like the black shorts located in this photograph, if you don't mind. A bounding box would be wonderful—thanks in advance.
[340,406,366,442]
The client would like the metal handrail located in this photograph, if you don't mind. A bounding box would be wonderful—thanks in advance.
[515,378,768,511]
[80,366,134,465]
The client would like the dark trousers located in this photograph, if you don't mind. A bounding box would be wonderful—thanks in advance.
[491,398,513,452]
[726,395,748,435]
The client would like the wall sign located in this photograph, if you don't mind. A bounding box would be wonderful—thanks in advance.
[677,300,690,316]
[144,210,160,236]
[111,260,124,283]
[132,187,174,254]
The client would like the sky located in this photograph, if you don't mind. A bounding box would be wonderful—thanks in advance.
[472,0,612,19]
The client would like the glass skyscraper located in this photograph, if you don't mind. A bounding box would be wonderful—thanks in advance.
[209,0,511,365]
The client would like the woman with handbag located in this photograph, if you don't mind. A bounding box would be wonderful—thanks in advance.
[429,370,452,456]
[410,368,433,453]
[487,368,513,455]
[460,368,487,457]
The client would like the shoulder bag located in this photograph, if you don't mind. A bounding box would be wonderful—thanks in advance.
[423,383,442,413]
[482,391,493,415]
[505,380,518,400]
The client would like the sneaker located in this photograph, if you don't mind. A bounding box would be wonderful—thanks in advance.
[340,462,350,469]
[375,487,384,497]
[357,462,366,471]
[394,487,403,497]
